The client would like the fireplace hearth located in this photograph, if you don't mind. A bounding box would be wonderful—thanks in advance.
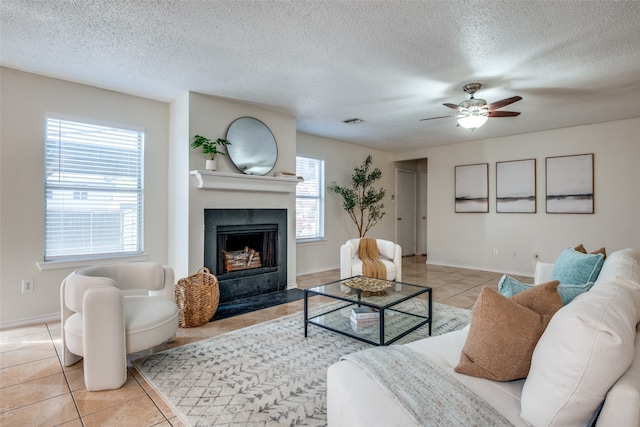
[204,209,287,303]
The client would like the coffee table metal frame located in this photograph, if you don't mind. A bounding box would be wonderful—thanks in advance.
[303,276,432,346]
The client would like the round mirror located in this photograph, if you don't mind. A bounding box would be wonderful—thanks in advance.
[225,117,278,175]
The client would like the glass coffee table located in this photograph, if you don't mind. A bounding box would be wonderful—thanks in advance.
[304,276,432,346]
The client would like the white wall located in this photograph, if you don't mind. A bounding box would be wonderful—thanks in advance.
[183,93,298,286]
[0,68,170,326]
[296,133,395,275]
[396,118,640,276]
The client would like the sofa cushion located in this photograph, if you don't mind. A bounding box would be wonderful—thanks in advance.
[454,282,562,381]
[551,246,604,285]
[596,322,640,427]
[124,295,179,354]
[498,274,594,305]
[520,276,640,427]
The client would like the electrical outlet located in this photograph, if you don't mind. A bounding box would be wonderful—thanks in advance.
[22,279,34,293]
[534,252,541,261]
[492,248,498,256]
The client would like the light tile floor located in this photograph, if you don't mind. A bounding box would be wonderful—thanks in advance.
[0,256,529,426]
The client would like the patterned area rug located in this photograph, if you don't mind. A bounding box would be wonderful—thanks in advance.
[132,300,471,426]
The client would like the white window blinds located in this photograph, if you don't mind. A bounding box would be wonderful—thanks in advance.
[44,116,144,261]
[296,156,325,241]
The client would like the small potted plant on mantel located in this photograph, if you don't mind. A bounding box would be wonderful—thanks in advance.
[191,135,231,171]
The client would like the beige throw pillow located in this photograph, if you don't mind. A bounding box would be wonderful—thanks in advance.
[574,243,607,259]
[511,280,562,316]
[454,282,562,381]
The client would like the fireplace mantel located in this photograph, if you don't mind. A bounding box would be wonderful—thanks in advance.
[190,170,301,193]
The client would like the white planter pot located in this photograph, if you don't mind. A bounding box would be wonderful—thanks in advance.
[206,159,218,171]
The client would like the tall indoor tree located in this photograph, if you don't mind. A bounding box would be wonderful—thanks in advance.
[328,155,386,237]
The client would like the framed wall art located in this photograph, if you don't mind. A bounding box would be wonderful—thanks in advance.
[455,163,489,213]
[545,153,594,214]
[496,159,536,213]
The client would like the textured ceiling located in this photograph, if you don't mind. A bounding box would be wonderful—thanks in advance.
[2,1,640,151]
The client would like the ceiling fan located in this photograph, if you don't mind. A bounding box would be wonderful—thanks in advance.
[420,83,522,130]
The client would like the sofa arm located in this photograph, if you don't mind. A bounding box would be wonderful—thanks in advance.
[83,286,127,391]
[340,243,353,279]
[393,244,402,282]
[534,262,554,285]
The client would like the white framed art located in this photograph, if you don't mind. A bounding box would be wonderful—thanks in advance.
[496,159,536,213]
[545,153,594,214]
[455,163,489,213]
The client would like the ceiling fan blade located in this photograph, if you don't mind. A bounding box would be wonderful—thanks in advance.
[488,110,521,117]
[443,103,460,110]
[419,115,456,121]
[488,96,522,111]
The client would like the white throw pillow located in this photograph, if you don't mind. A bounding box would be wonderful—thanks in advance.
[596,248,640,284]
[520,276,640,427]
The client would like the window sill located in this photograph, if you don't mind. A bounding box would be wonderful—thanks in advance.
[296,238,327,246]
[37,254,149,271]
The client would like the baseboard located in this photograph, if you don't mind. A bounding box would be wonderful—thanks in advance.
[426,260,533,279]
[0,312,60,331]
[296,265,340,276]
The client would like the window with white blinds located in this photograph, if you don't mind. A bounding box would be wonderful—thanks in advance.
[296,156,325,241]
[44,116,144,261]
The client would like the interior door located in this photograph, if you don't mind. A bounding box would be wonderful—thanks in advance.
[395,169,417,256]
[418,170,428,255]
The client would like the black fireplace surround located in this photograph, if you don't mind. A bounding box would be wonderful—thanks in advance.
[204,208,287,303]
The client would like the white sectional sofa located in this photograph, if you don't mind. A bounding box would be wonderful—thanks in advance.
[327,248,640,427]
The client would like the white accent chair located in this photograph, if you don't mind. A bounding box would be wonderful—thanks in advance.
[60,262,179,391]
[340,238,402,281]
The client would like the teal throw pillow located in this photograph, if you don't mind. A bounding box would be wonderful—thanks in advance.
[551,247,604,285]
[498,274,594,305]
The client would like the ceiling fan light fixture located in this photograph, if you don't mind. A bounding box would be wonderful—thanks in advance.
[419,82,522,128]
[457,109,489,130]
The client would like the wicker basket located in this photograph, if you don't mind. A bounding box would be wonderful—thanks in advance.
[175,267,220,328]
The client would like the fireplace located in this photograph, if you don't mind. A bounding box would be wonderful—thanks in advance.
[204,209,287,303]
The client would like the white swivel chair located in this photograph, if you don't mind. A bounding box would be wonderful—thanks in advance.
[340,238,402,281]
[60,262,179,391]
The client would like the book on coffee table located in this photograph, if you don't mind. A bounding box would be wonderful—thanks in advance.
[350,316,378,326]
[350,317,378,331]
[351,306,379,319]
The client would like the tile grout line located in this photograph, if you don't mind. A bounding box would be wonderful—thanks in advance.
[49,321,85,426]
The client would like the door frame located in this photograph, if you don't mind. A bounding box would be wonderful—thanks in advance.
[395,168,417,256]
